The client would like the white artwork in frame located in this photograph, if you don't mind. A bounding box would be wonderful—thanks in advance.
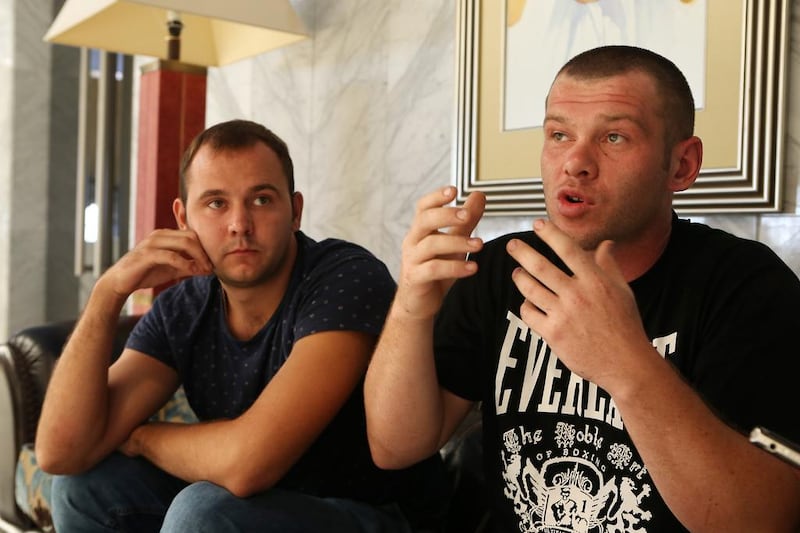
[454,0,789,216]
[504,0,707,131]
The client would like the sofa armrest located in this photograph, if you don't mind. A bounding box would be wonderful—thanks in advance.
[0,315,140,529]
[0,346,34,528]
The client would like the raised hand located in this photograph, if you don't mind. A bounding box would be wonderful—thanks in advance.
[506,219,653,393]
[102,229,214,299]
[395,186,486,320]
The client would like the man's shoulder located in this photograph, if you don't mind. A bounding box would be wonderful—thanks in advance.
[298,232,391,275]
[149,275,216,319]
[158,274,215,299]
[673,217,784,264]
[665,217,799,293]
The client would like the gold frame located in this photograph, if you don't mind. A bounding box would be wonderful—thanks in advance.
[454,0,789,215]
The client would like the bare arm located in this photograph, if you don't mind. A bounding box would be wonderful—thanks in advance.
[36,229,212,473]
[364,187,485,468]
[507,219,800,532]
[118,330,377,498]
[608,351,800,532]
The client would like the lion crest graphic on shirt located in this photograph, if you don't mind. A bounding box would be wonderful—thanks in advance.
[501,427,653,532]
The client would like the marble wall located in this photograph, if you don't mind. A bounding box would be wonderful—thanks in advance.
[206,0,800,280]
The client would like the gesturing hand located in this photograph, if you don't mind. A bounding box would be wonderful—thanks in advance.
[506,219,654,393]
[395,186,486,320]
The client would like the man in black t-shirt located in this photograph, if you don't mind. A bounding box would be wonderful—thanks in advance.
[365,46,800,532]
[37,119,446,532]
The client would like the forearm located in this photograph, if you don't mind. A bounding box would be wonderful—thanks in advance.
[611,352,800,532]
[364,302,454,468]
[125,421,225,484]
[125,419,280,498]
[36,278,128,472]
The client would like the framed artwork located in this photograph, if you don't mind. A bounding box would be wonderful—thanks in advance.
[453,0,790,215]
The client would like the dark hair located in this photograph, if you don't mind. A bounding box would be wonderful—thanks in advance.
[554,45,695,146]
[179,119,295,202]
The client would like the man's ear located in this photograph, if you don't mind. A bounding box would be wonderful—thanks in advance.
[668,136,703,193]
[173,198,188,229]
[291,191,304,231]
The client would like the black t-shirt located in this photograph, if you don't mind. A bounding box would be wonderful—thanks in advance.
[128,231,447,524]
[434,215,800,532]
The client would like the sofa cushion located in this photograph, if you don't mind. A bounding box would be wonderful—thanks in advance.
[15,443,52,532]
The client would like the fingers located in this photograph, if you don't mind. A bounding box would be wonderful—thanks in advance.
[408,187,485,244]
[402,187,485,273]
[105,229,213,296]
[139,229,213,274]
[511,266,558,315]
[394,188,486,318]
[506,235,572,296]
[452,189,487,238]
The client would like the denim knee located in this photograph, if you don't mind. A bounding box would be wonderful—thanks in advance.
[51,453,185,533]
[51,470,119,531]
[161,483,413,533]
[161,481,239,533]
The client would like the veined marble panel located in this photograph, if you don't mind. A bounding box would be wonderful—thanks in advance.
[382,0,455,275]
[304,0,389,259]
[249,34,314,212]
[207,60,255,125]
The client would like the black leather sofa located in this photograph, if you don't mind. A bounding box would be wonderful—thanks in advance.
[0,316,489,532]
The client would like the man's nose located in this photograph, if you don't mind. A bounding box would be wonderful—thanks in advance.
[228,205,253,235]
[563,140,599,180]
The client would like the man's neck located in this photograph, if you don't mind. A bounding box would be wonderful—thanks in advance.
[614,218,673,282]
[222,277,289,341]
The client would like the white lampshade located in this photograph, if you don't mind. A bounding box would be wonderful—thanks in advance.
[44,0,308,67]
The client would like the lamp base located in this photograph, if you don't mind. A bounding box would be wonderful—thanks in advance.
[132,60,207,314]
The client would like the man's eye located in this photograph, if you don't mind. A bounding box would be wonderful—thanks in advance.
[608,133,622,143]
[208,199,224,209]
[254,196,271,206]
[552,132,567,141]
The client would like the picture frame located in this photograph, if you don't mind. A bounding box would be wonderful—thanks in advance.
[453,0,790,216]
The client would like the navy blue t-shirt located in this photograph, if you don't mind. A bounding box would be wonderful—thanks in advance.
[127,232,447,519]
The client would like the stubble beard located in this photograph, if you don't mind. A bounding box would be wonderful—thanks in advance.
[215,259,283,289]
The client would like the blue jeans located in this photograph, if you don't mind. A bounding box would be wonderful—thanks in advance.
[51,452,414,533]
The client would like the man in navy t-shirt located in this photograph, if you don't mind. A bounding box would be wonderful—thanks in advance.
[37,119,446,532]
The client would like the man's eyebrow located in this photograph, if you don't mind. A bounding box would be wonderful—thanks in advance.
[251,183,280,194]
[197,188,226,201]
[543,112,568,125]
[543,112,645,129]
[196,183,280,200]
[599,113,648,132]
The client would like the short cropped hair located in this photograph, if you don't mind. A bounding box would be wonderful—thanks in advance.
[554,45,695,146]
[179,119,295,203]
